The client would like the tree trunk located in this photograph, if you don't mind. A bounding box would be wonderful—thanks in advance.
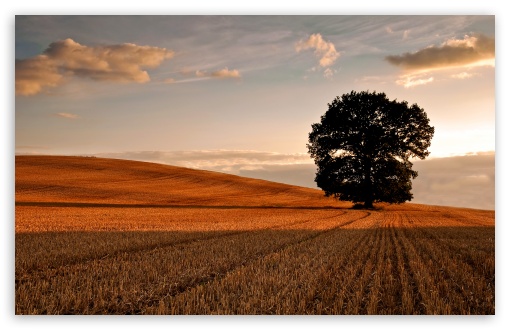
[363,157,374,209]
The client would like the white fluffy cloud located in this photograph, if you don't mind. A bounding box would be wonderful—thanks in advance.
[16,38,174,96]
[295,33,340,67]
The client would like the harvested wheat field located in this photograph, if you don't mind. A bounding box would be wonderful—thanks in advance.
[15,155,495,315]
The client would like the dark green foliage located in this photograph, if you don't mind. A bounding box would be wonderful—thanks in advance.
[307,90,434,208]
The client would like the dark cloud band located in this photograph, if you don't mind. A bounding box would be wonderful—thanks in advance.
[385,34,494,70]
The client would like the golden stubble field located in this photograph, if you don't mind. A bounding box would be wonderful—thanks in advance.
[15,155,495,315]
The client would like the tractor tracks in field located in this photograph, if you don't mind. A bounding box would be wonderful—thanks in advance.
[16,209,358,280]
[136,211,373,314]
[21,210,371,314]
[15,201,347,211]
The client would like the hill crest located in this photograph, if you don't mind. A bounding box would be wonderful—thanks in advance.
[15,155,349,208]
[15,155,489,213]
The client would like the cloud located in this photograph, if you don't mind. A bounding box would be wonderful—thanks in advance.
[193,68,241,79]
[450,72,474,79]
[15,56,63,96]
[356,75,388,84]
[239,164,317,188]
[16,145,51,151]
[53,112,79,119]
[15,145,52,155]
[295,33,340,67]
[323,68,336,79]
[195,70,208,77]
[386,33,494,88]
[16,38,174,96]
[396,75,434,88]
[402,30,411,40]
[172,67,242,83]
[210,67,241,79]
[412,152,495,210]
[95,150,312,171]
[385,33,495,71]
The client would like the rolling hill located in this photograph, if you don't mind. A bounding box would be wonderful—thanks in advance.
[15,155,495,315]
[15,155,348,208]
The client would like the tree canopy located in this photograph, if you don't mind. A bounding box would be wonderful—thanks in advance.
[307,90,434,208]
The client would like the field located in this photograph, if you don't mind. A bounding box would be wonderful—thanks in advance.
[15,155,495,315]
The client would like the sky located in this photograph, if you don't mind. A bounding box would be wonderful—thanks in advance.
[3,1,509,328]
[14,14,496,210]
[15,15,495,157]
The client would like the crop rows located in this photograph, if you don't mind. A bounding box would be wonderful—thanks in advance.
[15,205,494,315]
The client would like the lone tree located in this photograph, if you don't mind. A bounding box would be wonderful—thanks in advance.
[307,90,434,208]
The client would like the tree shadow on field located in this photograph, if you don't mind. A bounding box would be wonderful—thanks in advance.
[352,203,375,210]
[15,201,350,210]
